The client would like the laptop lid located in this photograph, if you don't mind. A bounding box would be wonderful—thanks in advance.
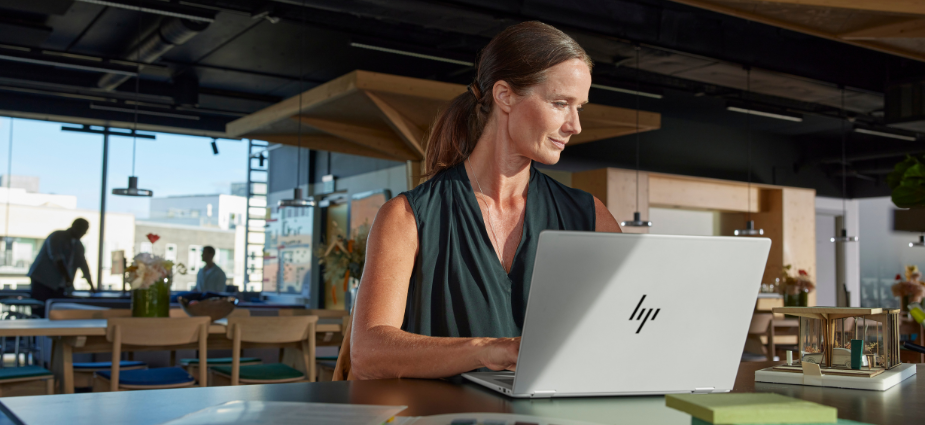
[512,232,771,397]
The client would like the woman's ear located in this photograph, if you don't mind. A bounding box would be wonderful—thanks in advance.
[493,80,515,114]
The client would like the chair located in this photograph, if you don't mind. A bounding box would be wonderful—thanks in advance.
[93,317,210,392]
[209,316,317,386]
[332,315,352,381]
[180,356,261,380]
[48,309,144,391]
[0,366,54,396]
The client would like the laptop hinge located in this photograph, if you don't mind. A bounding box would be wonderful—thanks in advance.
[531,390,556,398]
[693,387,715,394]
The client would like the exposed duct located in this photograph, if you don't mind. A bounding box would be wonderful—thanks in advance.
[97,17,209,91]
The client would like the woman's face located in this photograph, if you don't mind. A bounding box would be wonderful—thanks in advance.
[503,58,591,165]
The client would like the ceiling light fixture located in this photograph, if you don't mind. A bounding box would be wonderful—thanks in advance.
[726,103,803,122]
[832,87,857,243]
[621,46,652,229]
[279,3,314,209]
[590,83,663,99]
[735,66,764,237]
[911,235,925,248]
[113,2,152,198]
[349,42,474,66]
[853,127,917,141]
[76,0,215,22]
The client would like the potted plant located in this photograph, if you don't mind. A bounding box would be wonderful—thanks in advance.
[779,265,814,307]
[315,223,369,312]
[127,234,186,317]
[892,266,925,312]
[887,154,925,209]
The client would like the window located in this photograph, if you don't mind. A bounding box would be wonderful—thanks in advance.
[188,245,203,273]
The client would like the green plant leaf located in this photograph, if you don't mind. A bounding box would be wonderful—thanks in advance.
[888,155,920,190]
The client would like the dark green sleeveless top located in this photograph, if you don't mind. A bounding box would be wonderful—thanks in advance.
[401,161,595,338]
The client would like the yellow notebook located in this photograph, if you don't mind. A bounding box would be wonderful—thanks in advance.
[666,393,837,424]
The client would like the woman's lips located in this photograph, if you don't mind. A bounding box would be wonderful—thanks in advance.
[549,137,566,150]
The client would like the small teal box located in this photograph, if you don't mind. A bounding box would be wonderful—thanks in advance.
[851,339,863,370]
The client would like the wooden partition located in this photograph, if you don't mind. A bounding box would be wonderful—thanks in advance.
[573,168,817,306]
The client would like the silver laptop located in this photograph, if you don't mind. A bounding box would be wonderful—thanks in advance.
[463,231,771,398]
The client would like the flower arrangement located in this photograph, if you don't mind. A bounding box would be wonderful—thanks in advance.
[314,222,369,305]
[778,265,815,295]
[126,234,186,290]
[892,268,925,304]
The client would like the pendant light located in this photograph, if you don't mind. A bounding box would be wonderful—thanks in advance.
[113,4,152,198]
[621,45,652,228]
[278,3,313,208]
[735,66,763,236]
[911,235,925,248]
[831,86,857,243]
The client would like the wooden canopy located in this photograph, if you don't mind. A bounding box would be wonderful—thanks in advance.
[226,70,660,187]
[670,0,925,63]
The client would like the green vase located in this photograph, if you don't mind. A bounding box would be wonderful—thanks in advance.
[131,277,171,317]
[784,290,809,307]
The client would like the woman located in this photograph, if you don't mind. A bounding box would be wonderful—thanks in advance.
[350,21,622,380]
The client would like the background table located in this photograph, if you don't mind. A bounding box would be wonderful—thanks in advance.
[0,362,919,425]
[0,318,343,394]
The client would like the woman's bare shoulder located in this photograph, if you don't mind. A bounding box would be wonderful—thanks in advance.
[593,196,622,233]
[370,195,418,237]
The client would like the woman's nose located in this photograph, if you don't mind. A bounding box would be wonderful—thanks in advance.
[562,109,581,135]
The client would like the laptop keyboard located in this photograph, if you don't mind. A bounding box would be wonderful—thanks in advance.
[495,377,515,386]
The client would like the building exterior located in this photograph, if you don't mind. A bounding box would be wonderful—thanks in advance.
[148,194,246,230]
[134,221,245,291]
[0,186,134,291]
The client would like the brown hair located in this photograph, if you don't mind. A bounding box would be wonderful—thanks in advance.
[424,21,593,177]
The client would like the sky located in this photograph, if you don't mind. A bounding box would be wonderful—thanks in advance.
[0,116,248,219]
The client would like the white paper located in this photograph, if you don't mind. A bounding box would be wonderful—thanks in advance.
[159,401,406,425]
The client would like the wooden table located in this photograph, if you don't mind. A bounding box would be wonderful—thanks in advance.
[0,362,919,425]
[0,318,343,394]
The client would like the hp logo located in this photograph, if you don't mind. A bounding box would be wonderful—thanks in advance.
[630,295,660,334]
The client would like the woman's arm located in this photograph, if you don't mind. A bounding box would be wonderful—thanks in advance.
[350,195,519,380]
[593,196,623,233]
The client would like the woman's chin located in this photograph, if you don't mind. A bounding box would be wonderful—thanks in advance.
[533,150,562,165]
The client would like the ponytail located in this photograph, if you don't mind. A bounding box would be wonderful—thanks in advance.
[423,21,592,178]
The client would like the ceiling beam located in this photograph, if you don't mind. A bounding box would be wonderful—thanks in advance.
[839,18,925,40]
[248,134,405,162]
[668,0,925,63]
[739,0,925,16]
[296,116,420,160]
[364,90,426,157]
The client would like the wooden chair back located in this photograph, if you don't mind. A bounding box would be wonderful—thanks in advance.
[332,315,352,381]
[224,316,318,385]
[49,309,131,320]
[225,316,316,343]
[105,317,210,391]
[171,307,250,318]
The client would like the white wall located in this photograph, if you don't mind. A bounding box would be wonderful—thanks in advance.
[0,187,76,209]
[858,197,925,308]
[815,214,837,306]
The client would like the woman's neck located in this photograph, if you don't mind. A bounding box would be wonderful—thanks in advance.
[466,121,531,202]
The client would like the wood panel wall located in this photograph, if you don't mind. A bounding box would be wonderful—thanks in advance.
[573,168,817,305]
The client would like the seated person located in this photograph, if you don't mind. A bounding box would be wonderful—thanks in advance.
[195,246,227,293]
[350,21,621,380]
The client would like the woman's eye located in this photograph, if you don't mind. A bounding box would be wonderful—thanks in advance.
[554,101,568,108]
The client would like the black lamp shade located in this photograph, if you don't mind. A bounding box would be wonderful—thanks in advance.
[112,176,152,197]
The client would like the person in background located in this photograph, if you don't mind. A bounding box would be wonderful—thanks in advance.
[195,246,227,293]
[27,218,95,317]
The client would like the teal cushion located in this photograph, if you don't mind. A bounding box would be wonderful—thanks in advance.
[73,361,147,370]
[211,363,304,381]
[96,367,194,386]
[0,366,52,380]
[180,357,261,365]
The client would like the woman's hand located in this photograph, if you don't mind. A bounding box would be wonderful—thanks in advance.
[478,337,521,371]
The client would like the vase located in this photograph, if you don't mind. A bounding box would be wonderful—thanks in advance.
[131,277,172,317]
[784,290,809,307]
